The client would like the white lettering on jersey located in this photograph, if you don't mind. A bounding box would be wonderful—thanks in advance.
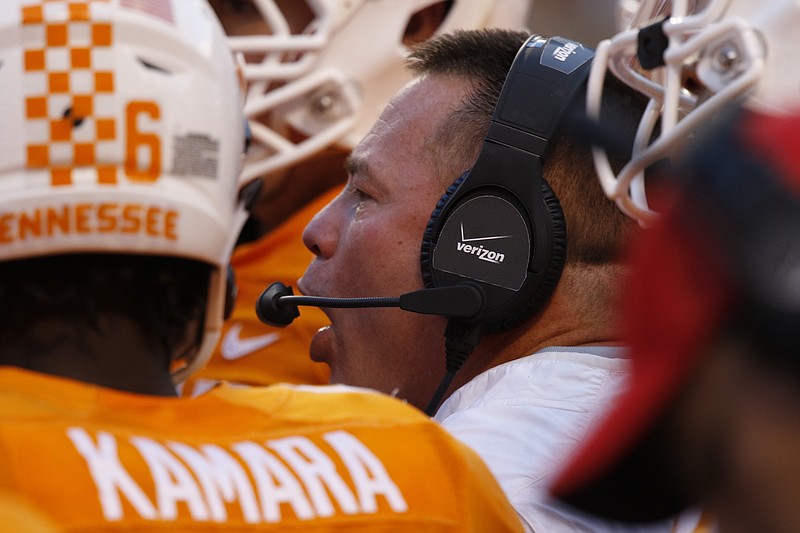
[325,430,408,513]
[67,428,408,523]
[67,428,158,521]
[130,437,210,521]
[268,436,359,516]
[232,441,315,521]
[168,442,261,523]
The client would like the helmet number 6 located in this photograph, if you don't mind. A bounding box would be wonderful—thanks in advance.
[125,101,161,183]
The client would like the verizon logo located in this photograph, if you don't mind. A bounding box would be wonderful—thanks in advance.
[457,223,510,264]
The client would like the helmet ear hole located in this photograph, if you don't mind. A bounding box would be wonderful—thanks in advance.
[403,2,453,47]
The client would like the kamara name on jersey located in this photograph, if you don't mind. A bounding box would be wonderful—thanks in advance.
[67,427,408,524]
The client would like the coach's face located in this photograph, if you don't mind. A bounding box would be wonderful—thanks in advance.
[299,75,467,409]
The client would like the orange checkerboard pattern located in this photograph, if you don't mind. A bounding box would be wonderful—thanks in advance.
[23,0,118,186]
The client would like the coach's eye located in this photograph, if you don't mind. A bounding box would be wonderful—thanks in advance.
[345,181,372,203]
[347,185,375,220]
[354,188,373,203]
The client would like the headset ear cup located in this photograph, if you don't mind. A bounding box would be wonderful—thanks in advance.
[485,179,567,334]
[420,173,467,289]
[421,173,566,334]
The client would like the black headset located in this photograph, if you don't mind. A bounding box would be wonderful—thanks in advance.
[420,35,595,335]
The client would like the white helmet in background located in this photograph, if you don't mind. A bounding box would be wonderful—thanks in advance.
[587,0,800,225]
[216,0,532,185]
[0,0,248,381]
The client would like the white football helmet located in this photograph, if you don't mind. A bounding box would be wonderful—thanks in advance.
[587,0,800,225]
[217,0,533,186]
[0,0,248,381]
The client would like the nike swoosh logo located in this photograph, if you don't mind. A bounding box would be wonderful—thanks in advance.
[221,324,281,361]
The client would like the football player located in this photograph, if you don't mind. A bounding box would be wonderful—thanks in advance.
[0,1,523,530]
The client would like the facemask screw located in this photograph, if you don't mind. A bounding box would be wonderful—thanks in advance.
[713,42,740,73]
[311,90,338,118]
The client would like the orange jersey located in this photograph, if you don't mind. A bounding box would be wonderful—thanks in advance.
[182,188,341,396]
[0,368,523,532]
[0,491,60,532]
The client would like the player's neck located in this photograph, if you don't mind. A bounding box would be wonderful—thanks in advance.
[2,314,177,396]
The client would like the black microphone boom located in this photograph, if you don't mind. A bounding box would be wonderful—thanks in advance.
[256,281,485,327]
